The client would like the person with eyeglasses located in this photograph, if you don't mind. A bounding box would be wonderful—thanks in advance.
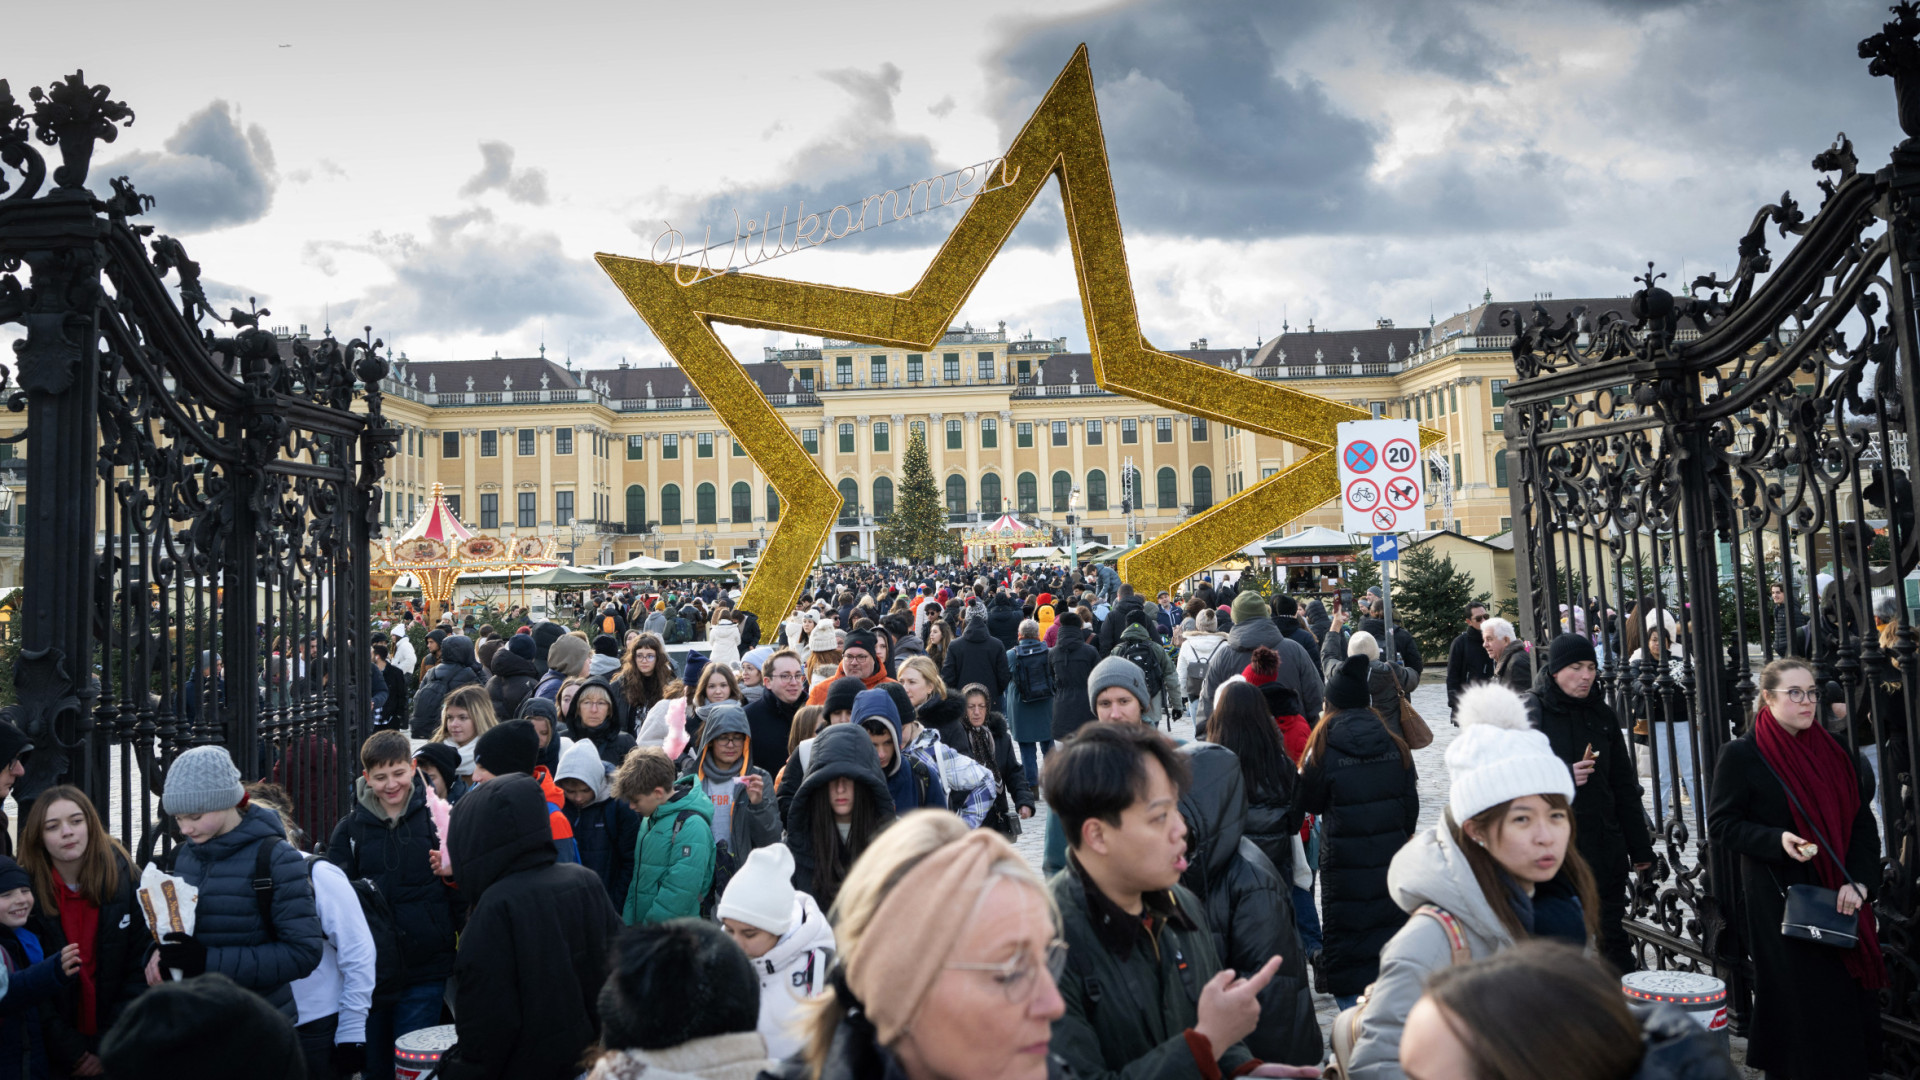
[1445,602,1495,718]
[781,813,1066,1080]
[1709,657,1884,1080]
[746,649,809,777]
[1046,724,1320,1079]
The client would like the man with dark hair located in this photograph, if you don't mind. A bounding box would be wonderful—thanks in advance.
[1269,595,1317,658]
[1445,602,1495,717]
[1045,725,1310,1079]
[1097,582,1146,656]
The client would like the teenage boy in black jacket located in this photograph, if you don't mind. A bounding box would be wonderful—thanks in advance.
[327,730,463,1079]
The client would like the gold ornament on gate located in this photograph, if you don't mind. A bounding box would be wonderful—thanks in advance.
[598,46,1442,617]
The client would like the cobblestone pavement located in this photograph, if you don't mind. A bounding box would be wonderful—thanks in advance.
[1015,679,1758,1075]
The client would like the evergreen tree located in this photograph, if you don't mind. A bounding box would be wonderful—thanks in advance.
[1344,549,1380,597]
[877,430,959,563]
[1391,544,1490,660]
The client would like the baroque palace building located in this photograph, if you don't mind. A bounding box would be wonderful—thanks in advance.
[0,296,1597,586]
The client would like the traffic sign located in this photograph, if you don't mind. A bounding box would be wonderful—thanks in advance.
[1372,534,1400,561]
[1338,419,1424,534]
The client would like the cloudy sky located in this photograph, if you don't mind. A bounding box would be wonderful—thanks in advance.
[9,0,1905,368]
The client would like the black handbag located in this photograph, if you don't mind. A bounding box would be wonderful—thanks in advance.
[1756,753,1863,950]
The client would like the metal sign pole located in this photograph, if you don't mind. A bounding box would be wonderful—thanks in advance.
[1380,553,1397,667]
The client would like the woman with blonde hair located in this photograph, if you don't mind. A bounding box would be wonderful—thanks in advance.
[432,684,498,794]
[792,811,1065,1080]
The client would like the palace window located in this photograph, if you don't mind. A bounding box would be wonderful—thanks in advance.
[981,417,997,448]
[1156,417,1172,443]
[697,432,714,458]
[1190,418,1208,441]
[517,492,537,527]
[871,355,887,384]
[1052,421,1068,447]
[443,431,460,458]
[1121,419,1137,444]
[519,429,536,455]
[731,482,751,523]
[1017,472,1038,514]
[1086,420,1103,445]
[977,351,995,381]
[907,354,923,382]
[801,429,818,455]
[873,422,890,453]
[943,353,961,381]
[696,483,717,524]
[838,423,854,454]
[836,356,852,385]
[1017,422,1033,448]
[1087,470,1107,511]
[946,419,962,450]
[555,491,573,527]
[555,428,573,455]
[481,431,498,457]
[662,434,679,459]
[662,484,681,524]
[480,493,499,529]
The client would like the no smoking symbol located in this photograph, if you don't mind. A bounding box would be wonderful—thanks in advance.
[1344,441,1377,473]
[1385,477,1420,511]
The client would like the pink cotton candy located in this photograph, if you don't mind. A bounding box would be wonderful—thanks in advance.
[664,698,690,761]
[427,787,453,875]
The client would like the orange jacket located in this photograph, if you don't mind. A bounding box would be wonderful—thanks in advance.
[805,665,895,706]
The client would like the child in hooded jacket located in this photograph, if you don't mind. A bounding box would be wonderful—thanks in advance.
[613,748,715,925]
[0,855,79,1080]
[715,843,836,1060]
[554,740,640,908]
[684,703,782,905]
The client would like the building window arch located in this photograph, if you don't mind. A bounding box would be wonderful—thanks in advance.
[837,478,859,523]
[873,476,895,519]
[767,485,781,522]
[625,485,647,532]
[1191,466,1212,511]
[661,484,682,525]
[731,482,751,523]
[1018,472,1038,515]
[980,473,1002,514]
[1156,467,1177,508]
[946,474,967,515]
[1087,469,1107,512]
[1052,470,1072,512]
[696,483,717,524]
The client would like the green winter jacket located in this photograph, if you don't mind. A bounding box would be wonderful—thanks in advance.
[1049,858,1254,1080]
[622,775,716,925]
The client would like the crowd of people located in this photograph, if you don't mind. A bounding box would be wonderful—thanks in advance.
[0,558,1887,1080]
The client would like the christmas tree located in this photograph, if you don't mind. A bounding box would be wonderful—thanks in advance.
[1391,544,1490,660]
[877,430,959,563]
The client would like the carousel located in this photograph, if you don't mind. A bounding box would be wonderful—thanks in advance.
[963,513,1038,563]
[371,482,560,625]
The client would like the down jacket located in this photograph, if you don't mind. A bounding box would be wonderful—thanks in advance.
[325,774,463,985]
[1293,706,1419,998]
[1048,624,1100,741]
[170,804,325,1018]
[411,635,483,739]
[555,740,640,908]
[941,618,1012,701]
[441,775,623,1080]
[1202,619,1323,732]
[1177,744,1321,1066]
[486,646,541,723]
[623,774,715,926]
[784,725,896,914]
[29,850,150,1072]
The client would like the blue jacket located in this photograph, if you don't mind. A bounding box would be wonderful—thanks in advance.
[555,741,640,908]
[0,926,64,1080]
[172,805,325,1017]
[850,689,945,813]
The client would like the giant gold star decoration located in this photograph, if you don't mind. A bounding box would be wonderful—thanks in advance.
[598,46,1443,618]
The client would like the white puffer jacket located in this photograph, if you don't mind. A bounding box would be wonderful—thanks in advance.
[751,891,837,1060]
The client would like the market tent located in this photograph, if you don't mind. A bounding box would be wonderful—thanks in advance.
[516,565,607,588]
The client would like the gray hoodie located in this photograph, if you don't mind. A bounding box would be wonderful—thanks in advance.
[688,704,782,859]
[1345,823,1520,1079]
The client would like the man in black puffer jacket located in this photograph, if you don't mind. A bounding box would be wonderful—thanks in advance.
[986,589,1024,652]
[1177,742,1322,1068]
[1096,585,1150,656]
[440,774,622,1080]
[487,635,541,722]
[1294,655,1419,1006]
[1525,633,1652,974]
[411,635,483,739]
[940,612,1011,701]
[1048,614,1100,742]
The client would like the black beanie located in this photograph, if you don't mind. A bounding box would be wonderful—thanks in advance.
[824,676,866,718]
[0,856,29,896]
[593,634,620,658]
[880,681,916,730]
[1326,654,1374,711]
[0,720,31,768]
[843,630,878,660]
[1273,593,1299,617]
[517,696,561,726]
[474,719,540,777]
[101,973,305,1080]
[1545,632,1597,675]
[599,921,759,1051]
[506,634,536,661]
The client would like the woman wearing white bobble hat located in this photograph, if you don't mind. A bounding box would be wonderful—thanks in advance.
[1337,682,1601,1079]
[715,843,836,1060]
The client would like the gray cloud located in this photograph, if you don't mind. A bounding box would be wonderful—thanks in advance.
[459,141,550,205]
[321,207,613,337]
[928,95,957,118]
[98,100,277,232]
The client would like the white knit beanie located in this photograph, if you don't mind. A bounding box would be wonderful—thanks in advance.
[1348,630,1380,662]
[717,842,798,935]
[1445,683,1574,823]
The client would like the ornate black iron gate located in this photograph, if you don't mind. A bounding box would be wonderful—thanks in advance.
[1504,8,1920,1073]
[0,73,393,863]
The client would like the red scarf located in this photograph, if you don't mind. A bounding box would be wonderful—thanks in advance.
[1753,706,1886,989]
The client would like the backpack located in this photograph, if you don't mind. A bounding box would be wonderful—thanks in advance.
[1183,638,1221,696]
[666,617,692,645]
[1013,642,1055,703]
[253,839,406,1008]
[1117,638,1166,699]
[603,615,617,635]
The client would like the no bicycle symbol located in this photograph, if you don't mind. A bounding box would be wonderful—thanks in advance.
[1344,440,1377,473]
[1371,506,1397,531]
[1385,477,1421,511]
[1345,478,1381,512]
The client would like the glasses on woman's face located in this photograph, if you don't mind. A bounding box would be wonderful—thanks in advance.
[1770,686,1816,704]
[946,940,1068,1004]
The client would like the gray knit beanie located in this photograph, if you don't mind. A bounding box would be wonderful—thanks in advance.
[546,634,591,677]
[1087,654,1152,713]
[163,746,245,815]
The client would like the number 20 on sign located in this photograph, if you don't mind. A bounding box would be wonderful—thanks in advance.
[1338,420,1424,534]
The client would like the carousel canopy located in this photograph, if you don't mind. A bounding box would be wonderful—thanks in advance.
[983,514,1030,533]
